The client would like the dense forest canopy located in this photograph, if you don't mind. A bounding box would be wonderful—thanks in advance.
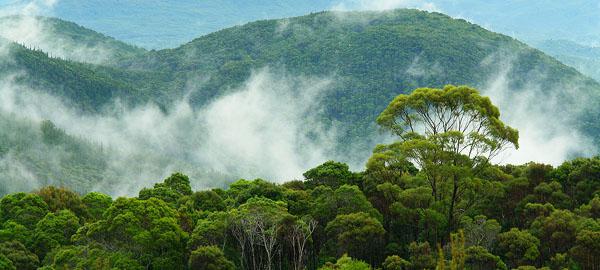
[0,86,598,270]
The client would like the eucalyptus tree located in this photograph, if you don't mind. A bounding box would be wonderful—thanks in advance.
[376,85,519,229]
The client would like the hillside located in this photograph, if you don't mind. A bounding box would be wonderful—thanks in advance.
[2,9,600,195]
[0,42,156,112]
[120,9,600,148]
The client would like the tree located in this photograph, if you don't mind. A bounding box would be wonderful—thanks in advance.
[376,85,518,229]
[36,186,89,220]
[325,212,385,265]
[382,255,411,270]
[464,246,507,270]
[230,197,290,270]
[461,215,501,250]
[284,217,317,270]
[0,193,49,228]
[138,173,193,205]
[304,161,360,189]
[44,245,143,270]
[0,241,39,270]
[569,229,600,270]
[81,192,112,221]
[319,254,371,270]
[364,145,417,193]
[552,157,600,207]
[228,179,285,204]
[188,246,235,270]
[496,228,540,268]
[74,197,188,269]
[408,241,436,270]
[450,230,466,270]
[32,210,80,258]
[529,210,577,258]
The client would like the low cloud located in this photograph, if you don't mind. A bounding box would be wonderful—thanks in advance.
[481,51,594,166]
[0,67,342,196]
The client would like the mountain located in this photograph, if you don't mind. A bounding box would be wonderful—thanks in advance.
[2,9,600,195]
[119,9,600,148]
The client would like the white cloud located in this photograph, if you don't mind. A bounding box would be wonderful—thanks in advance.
[481,52,594,166]
[0,67,343,195]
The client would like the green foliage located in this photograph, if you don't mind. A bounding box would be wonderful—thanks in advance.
[36,186,89,219]
[188,246,235,270]
[0,193,49,228]
[74,197,188,269]
[319,254,371,270]
[497,228,540,268]
[32,210,80,258]
[304,161,360,189]
[139,172,193,205]
[569,229,600,269]
[382,255,411,270]
[0,241,39,270]
[325,212,385,264]
[0,254,16,270]
[44,244,143,270]
[408,242,436,270]
[81,192,112,221]
[464,246,507,270]
[376,85,518,231]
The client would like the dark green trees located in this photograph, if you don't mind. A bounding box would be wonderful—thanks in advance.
[188,246,235,270]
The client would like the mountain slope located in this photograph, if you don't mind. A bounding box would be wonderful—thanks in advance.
[2,9,600,195]
[121,9,600,147]
[0,42,155,112]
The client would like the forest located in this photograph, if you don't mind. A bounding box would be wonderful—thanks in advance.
[0,85,598,270]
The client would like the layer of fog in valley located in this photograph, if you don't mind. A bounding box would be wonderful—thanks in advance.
[0,65,348,196]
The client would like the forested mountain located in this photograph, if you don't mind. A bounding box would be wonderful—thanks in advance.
[118,9,600,148]
[2,9,600,195]
[0,5,600,270]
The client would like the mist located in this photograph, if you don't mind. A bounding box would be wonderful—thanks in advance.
[0,65,346,196]
[479,51,595,166]
[0,1,596,197]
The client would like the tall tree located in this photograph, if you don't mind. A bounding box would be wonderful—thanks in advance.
[376,85,518,229]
